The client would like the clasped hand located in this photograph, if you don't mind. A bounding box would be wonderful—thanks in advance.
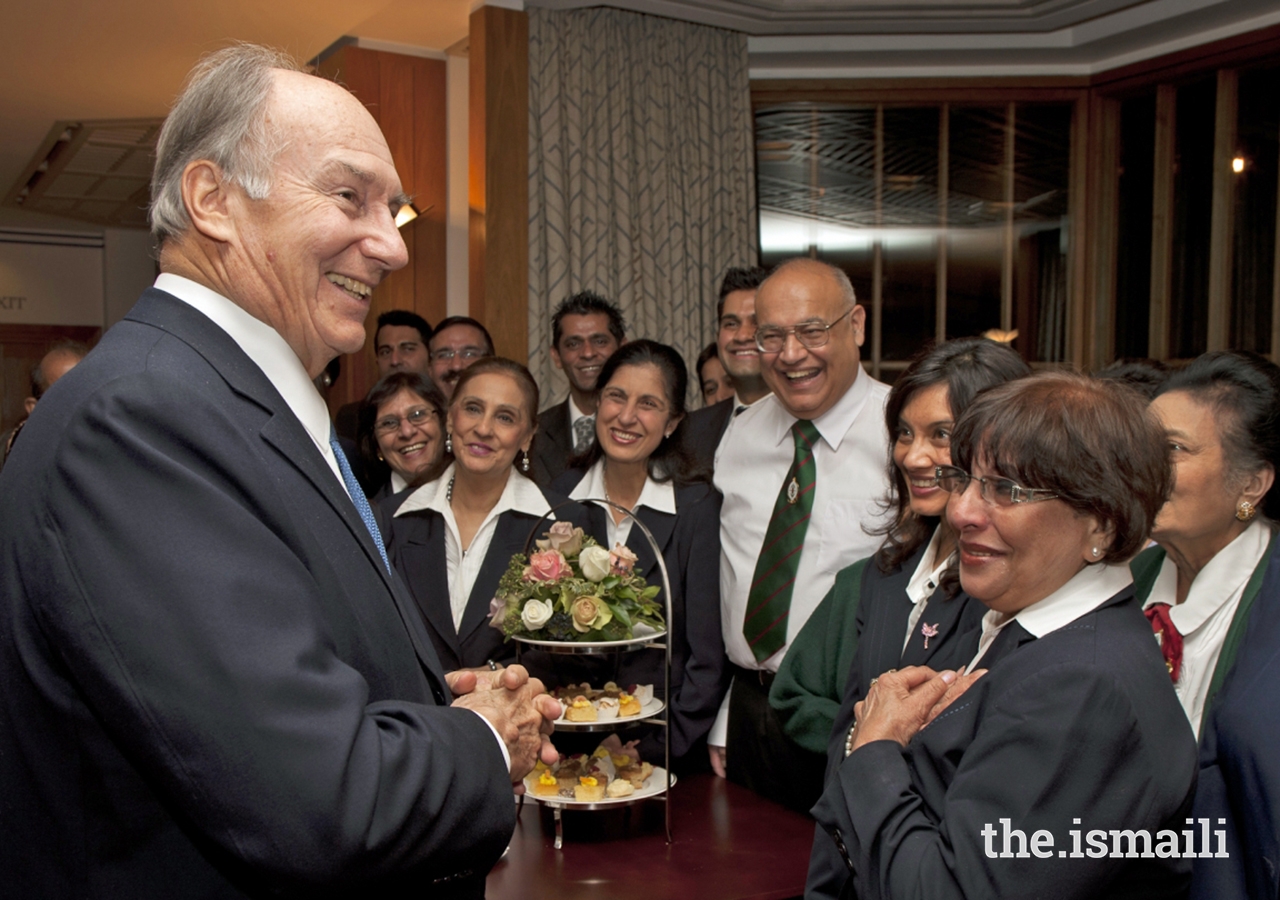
[448,665,561,790]
[848,665,986,754]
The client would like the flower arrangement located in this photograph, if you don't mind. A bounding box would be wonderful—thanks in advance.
[489,521,665,642]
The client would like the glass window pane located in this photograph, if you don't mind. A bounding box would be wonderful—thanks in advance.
[882,234,937,360]
[1012,104,1073,362]
[947,106,1006,339]
[1232,65,1280,354]
[1115,94,1157,359]
[1170,77,1216,360]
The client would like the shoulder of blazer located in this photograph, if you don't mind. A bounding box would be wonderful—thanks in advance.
[538,400,572,446]
[1130,545,1167,605]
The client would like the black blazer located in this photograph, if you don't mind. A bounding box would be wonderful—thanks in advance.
[0,289,514,898]
[811,586,1198,900]
[804,541,987,899]
[529,398,573,487]
[682,397,734,472]
[381,479,591,673]
[1191,538,1280,899]
[552,468,730,760]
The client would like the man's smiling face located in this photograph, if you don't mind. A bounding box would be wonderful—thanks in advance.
[223,70,409,377]
[755,261,865,421]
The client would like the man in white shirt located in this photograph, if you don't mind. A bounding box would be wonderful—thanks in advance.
[0,44,556,898]
[709,258,890,811]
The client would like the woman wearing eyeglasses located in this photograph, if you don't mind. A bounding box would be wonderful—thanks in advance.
[773,338,1028,896]
[811,372,1197,900]
[380,358,590,673]
[358,372,449,503]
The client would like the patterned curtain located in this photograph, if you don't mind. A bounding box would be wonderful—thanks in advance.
[528,7,758,406]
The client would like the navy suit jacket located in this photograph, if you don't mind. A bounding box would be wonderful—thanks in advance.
[1191,538,1280,899]
[0,289,513,899]
[529,399,573,487]
[682,397,734,472]
[379,482,590,674]
[552,470,730,760]
[811,586,1198,900]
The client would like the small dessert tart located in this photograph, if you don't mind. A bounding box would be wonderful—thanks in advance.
[534,771,559,797]
[630,684,654,706]
[565,695,598,722]
[605,779,636,798]
[574,776,605,802]
[595,696,620,720]
[618,693,641,717]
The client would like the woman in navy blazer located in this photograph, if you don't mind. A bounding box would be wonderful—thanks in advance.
[381,358,590,674]
[552,341,729,768]
[812,373,1197,900]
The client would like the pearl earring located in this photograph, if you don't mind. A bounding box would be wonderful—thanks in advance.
[521,452,530,473]
[445,433,453,455]
[1091,547,1101,558]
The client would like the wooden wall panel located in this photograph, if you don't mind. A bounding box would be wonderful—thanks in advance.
[317,46,448,413]
[469,5,529,363]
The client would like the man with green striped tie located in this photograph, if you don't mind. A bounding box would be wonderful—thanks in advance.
[708,257,891,813]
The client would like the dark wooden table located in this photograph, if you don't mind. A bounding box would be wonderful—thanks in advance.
[485,773,814,900]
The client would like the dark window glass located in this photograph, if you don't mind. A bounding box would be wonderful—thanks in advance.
[1232,66,1280,354]
[1170,77,1216,359]
[1115,94,1157,358]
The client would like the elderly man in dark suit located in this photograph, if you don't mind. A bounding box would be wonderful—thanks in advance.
[529,290,625,486]
[0,44,558,899]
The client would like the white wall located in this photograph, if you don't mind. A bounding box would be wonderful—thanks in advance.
[103,228,156,326]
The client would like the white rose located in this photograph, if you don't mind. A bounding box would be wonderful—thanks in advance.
[579,545,612,582]
[520,598,555,631]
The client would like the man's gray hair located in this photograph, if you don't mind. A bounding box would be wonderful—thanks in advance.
[149,43,305,243]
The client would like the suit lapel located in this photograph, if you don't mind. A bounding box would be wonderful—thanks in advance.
[394,513,460,657]
[458,512,533,642]
[901,590,979,668]
[627,504,676,582]
[128,290,452,689]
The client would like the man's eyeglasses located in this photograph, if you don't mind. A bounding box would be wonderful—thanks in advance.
[430,347,486,363]
[755,307,854,354]
[934,465,1059,507]
[374,406,438,436]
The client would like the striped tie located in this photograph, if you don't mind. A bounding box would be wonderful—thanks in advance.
[742,419,820,663]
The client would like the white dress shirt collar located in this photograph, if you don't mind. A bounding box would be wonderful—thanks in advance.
[568,395,593,428]
[392,462,552,520]
[906,526,956,607]
[155,273,342,487]
[1145,521,1271,634]
[756,365,874,453]
[570,459,676,548]
[966,562,1134,672]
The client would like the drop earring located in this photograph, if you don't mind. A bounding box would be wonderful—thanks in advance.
[521,451,530,473]
[445,433,453,455]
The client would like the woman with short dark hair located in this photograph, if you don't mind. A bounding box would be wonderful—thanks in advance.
[812,371,1196,900]
[358,371,448,502]
[1133,351,1280,899]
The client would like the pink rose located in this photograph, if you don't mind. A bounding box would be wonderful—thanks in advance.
[536,521,584,557]
[489,595,508,629]
[610,543,639,575]
[527,549,569,582]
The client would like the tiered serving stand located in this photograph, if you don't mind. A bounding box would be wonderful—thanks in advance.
[514,499,675,848]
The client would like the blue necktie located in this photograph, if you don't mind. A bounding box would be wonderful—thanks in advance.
[329,428,391,573]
